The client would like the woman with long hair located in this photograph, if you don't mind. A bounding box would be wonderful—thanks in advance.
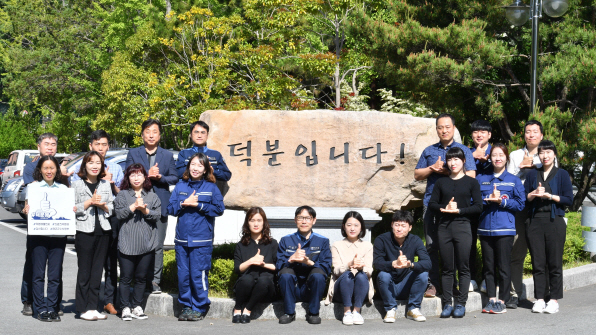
[231,207,278,324]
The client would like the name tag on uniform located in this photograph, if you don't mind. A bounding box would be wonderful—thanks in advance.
[482,182,491,185]
[180,192,188,196]
[310,246,320,251]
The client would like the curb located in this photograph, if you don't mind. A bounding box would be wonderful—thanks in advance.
[144,263,596,320]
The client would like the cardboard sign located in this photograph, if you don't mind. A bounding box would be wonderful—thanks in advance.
[27,188,76,236]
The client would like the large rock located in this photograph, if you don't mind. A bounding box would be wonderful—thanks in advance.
[200,110,462,213]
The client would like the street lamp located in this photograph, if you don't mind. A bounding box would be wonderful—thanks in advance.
[503,0,569,114]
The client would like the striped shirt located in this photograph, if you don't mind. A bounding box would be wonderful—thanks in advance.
[114,188,161,255]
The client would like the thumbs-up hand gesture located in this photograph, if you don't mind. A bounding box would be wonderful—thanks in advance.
[250,249,265,266]
[430,156,448,174]
[182,190,199,207]
[90,189,104,205]
[148,163,161,179]
[40,192,51,210]
[290,243,307,263]
[473,145,490,162]
[485,184,502,204]
[519,151,534,169]
[102,165,113,183]
[61,160,74,177]
[392,250,409,269]
[441,197,460,213]
[351,253,365,270]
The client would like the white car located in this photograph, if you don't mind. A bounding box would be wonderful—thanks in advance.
[2,150,39,184]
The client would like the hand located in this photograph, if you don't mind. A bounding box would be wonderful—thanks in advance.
[73,205,77,212]
[40,193,51,210]
[250,249,265,266]
[429,156,447,174]
[22,204,30,215]
[289,243,307,263]
[392,250,410,269]
[530,182,546,197]
[473,145,490,162]
[485,185,502,204]
[102,165,113,183]
[181,190,199,207]
[60,160,74,177]
[350,253,365,270]
[90,189,106,207]
[148,163,161,179]
[519,151,534,169]
[440,197,460,213]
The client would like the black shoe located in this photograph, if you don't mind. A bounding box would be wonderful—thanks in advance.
[178,307,192,321]
[232,314,242,323]
[505,296,518,309]
[306,313,321,324]
[279,313,295,324]
[37,311,52,322]
[22,302,33,316]
[188,310,204,321]
[241,314,251,324]
[152,282,162,294]
[49,311,61,322]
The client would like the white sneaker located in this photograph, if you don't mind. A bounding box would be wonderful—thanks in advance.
[532,300,546,313]
[406,308,426,322]
[480,280,487,293]
[383,308,396,323]
[469,280,478,292]
[80,310,98,321]
[352,311,364,325]
[92,310,108,320]
[543,301,559,314]
[132,306,148,320]
[121,307,133,321]
[342,312,353,325]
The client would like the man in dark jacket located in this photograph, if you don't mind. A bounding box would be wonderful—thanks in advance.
[125,119,178,294]
[374,211,431,323]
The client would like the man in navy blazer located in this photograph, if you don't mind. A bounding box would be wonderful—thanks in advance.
[125,119,178,294]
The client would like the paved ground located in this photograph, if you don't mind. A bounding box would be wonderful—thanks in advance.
[1,209,595,335]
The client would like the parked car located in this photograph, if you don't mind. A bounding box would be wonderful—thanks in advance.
[2,150,38,184]
[1,176,25,218]
[0,159,7,180]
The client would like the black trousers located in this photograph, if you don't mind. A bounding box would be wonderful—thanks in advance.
[234,273,276,311]
[527,215,566,300]
[119,252,153,309]
[31,236,66,314]
[22,235,63,308]
[469,217,480,281]
[480,235,514,302]
[103,219,119,306]
[422,206,441,289]
[438,220,472,306]
[148,215,168,286]
[75,232,109,314]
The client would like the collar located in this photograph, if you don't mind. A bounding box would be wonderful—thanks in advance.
[434,140,455,150]
[192,145,209,154]
[188,179,205,187]
[523,146,539,157]
[343,238,362,248]
[126,188,148,196]
[38,180,60,188]
[294,231,313,242]
[391,232,409,246]
[492,169,509,181]
[143,145,159,155]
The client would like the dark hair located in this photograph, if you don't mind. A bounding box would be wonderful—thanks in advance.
[141,119,162,134]
[471,120,492,132]
[190,121,210,134]
[240,207,273,246]
[120,163,152,192]
[182,153,216,183]
[524,120,544,135]
[436,113,455,126]
[445,147,466,163]
[77,151,106,180]
[391,210,414,226]
[90,129,110,143]
[341,211,366,238]
[295,205,316,219]
[489,143,510,163]
[537,140,558,156]
[33,156,62,183]
[37,133,57,145]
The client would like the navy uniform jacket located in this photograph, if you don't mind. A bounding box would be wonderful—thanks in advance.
[175,146,231,182]
[276,231,332,280]
[125,146,178,217]
[477,171,525,236]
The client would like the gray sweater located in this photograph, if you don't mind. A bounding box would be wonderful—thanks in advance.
[114,188,161,255]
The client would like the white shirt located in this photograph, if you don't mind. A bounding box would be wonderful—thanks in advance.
[507,146,557,183]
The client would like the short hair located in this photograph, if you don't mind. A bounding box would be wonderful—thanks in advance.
[120,163,152,192]
[537,140,558,156]
[471,120,492,132]
[182,153,216,183]
[240,207,273,246]
[436,113,455,126]
[77,151,106,180]
[489,143,509,163]
[391,210,414,226]
[141,119,162,134]
[33,156,62,183]
[524,120,544,135]
[190,121,210,134]
[295,205,316,219]
[37,133,57,145]
[445,147,466,163]
[89,130,110,143]
[340,211,366,238]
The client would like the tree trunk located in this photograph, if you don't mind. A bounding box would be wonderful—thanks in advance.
[334,62,341,108]
[571,158,596,211]
[166,0,172,19]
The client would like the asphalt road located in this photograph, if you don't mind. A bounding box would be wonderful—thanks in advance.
[1,209,595,335]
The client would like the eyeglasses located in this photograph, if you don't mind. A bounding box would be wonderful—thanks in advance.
[296,216,313,222]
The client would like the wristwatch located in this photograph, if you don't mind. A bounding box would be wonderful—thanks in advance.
[410,262,414,269]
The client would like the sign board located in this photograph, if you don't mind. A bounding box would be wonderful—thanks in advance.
[27,188,76,235]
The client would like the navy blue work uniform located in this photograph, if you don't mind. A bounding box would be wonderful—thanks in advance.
[167,179,225,313]
[175,146,231,182]
[276,231,332,315]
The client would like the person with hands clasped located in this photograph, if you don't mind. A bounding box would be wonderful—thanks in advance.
[114,164,161,321]
[167,153,225,322]
[374,211,431,324]
[232,207,278,324]
[476,144,525,314]
[71,151,114,321]
[324,211,374,326]
[428,147,483,319]
[524,140,573,314]
[276,206,332,325]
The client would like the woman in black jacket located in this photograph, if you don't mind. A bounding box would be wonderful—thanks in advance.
[232,207,278,324]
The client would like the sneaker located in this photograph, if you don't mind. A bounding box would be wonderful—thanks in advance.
[490,301,507,314]
[80,310,98,321]
[92,310,108,320]
[104,303,118,315]
[482,301,494,313]
[440,304,453,318]
[178,307,192,321]
[22,302,33,316]
[532,300,546,313]
[424,284,437,298]
[506,296,518,309]
[121,307,133,321]
[352,311,364,325]
[37,311,52,322]
[452,305,466,318]
[342,311,354,326]
[131,306,148,320]
[152,282,162,294]
[306,313,321,324]
[469,280,478,292]
[480,280,487,293]
[543,301,559,314]
[383,308,396,323]
[278,313,295,324]
[188,310,204,321]
[406,308,426,322]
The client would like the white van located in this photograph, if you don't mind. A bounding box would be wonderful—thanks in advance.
[2,150,39,183]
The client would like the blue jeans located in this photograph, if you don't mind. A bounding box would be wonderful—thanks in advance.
[278,267,327,315]
[377,270,428,311]
[333,271,369,308]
